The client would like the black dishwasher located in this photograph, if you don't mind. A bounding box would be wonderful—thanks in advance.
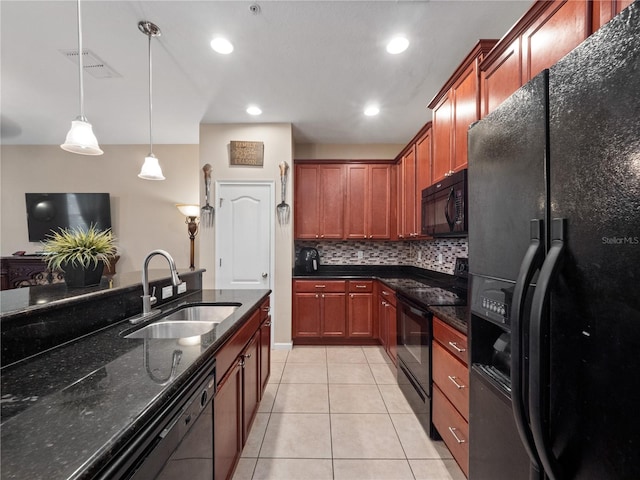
[117,357,217,480]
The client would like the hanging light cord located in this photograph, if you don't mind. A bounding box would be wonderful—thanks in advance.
[76,0,86,121]
[147,29,153,155]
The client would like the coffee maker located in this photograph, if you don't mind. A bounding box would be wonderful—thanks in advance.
[296,247,320,273]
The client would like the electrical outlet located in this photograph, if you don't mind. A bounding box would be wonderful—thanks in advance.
[357,251,364,260]
[177,282,187,294]
[417,251,422,261]
[161,285,173,299]
[437,253,444,264]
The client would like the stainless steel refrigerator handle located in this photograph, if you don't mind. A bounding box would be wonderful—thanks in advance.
[511,219,545,476]
[529,218,567,480]
[444,187,455,231]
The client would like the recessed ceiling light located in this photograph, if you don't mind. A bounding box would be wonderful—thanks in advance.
[210,37,234,54]
[247,105,262,116]
[386,36,409,54]
[364,106,380,116]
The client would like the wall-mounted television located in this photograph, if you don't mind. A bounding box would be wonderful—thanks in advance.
[25,193,112,242]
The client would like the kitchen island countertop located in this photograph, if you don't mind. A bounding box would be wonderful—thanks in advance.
[0,288,270,480]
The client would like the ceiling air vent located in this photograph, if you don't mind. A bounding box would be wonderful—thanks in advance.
[60,49,121,79]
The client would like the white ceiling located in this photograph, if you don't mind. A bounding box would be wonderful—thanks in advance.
[0,1,531,147]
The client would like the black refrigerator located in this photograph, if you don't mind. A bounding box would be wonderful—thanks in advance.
[467,3,640,480]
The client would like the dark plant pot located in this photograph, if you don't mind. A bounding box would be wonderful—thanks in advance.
[63,260,104,288]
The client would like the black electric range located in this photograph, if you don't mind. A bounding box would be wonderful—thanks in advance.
[395,258,468,438]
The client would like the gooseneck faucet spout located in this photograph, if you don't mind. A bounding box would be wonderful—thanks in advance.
[141,249,182,316]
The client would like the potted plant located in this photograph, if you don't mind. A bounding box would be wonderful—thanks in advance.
[41,225,116,287]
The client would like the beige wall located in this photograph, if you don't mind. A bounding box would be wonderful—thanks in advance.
[199,123,293,348]
[0,144,199,273]
[294,143,404,160]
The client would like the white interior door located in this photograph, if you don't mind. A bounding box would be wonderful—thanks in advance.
[215,182,273,290]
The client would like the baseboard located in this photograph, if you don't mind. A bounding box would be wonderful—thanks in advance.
[273,342,293,351]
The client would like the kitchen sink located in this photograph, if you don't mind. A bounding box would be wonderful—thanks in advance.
[123,303,241,339]
[124,320,219,339]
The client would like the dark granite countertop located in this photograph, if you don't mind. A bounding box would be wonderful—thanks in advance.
[0,268,204,318]
[0,288,270,480]
[293,265,468,334]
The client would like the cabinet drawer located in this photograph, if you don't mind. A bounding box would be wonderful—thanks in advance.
[433,317,468,365]
[432,341,469,420]
[348,280,373,293]
[378,284,397,307]
[433,385,469,477]
[294,280,346,293]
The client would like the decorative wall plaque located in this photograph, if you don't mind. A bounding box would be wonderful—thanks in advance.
[229,141,264,166]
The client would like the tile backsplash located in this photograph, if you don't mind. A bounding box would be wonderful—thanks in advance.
[295,238,468,275]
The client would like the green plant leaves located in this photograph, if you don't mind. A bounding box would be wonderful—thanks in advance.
[41,225,116,271]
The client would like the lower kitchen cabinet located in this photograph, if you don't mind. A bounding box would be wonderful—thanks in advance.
[377,282,397,365]
[432,316,469,477]
[347,280,374,338]
[213,300,271,480]
[292,280,347,341]
[259,299,271,395]
[214,361,242,480]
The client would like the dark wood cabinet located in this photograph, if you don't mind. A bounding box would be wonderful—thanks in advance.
[213,301,270,480]
[347,281,374,338]
[480,0,598,118]
[377,283,397,366]
[415,124,433,215]
[294,164,345,239]
[259,299,271,395]
[241,333,260,443]
[430,40,496,183]
[214,361,242,480]
[398,146,418,239]
[293,280,346,341]
[432,317,469,477]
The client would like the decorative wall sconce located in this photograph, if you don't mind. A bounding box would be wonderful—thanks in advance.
[176,204,200,270]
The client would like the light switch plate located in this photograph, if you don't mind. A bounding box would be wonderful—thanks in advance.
[161,285,173,299]
[177,282,187,294]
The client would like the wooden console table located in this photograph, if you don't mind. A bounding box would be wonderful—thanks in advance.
[0,255,119,290]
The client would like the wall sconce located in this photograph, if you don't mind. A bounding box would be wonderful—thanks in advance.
[176,204,200,270]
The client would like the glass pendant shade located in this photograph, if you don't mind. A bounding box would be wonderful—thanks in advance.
[61,117,103,155]
[138,154,165,180]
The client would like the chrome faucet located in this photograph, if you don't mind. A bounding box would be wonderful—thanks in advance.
[141,249,182,317]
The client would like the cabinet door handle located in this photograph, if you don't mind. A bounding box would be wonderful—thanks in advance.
[382,291,389,296]
[448,341,466,353]
[264,321,272,327]
[448,375,465,389]
[244,353,252,359]
[238,358,245,368]
[355,285,367,289]
[315,285,326,288]
[448,427,466,444]
[262,306,271,312]
[316,294,319,299]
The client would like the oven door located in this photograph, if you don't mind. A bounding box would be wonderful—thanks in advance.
[397,296,432,397]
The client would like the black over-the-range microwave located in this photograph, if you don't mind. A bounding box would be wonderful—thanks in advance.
[421,169,467,237]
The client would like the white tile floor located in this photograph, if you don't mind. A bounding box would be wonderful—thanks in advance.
[232,346,466,480]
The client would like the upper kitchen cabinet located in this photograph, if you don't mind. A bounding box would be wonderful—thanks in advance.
[480,0,594,117]
[394,122,432,240]
[592,0,634,31]
[398,145,418,239]
[345,163,394,240]
[294,164,345,239]
[429,40,497,183]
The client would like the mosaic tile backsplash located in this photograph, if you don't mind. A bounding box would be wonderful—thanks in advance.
[295,238,468,275]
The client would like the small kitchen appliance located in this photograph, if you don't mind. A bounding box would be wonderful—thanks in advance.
[296,247,319,273]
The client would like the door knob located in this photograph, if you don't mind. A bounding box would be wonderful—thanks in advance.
[262,272,268,278]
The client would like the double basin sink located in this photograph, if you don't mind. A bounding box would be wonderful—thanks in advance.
[122,303,241,339]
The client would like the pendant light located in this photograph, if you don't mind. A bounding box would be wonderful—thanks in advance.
[61,0,103,155]
[138,21,165,181]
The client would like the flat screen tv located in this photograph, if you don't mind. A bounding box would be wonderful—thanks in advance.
[25,193,112,242]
